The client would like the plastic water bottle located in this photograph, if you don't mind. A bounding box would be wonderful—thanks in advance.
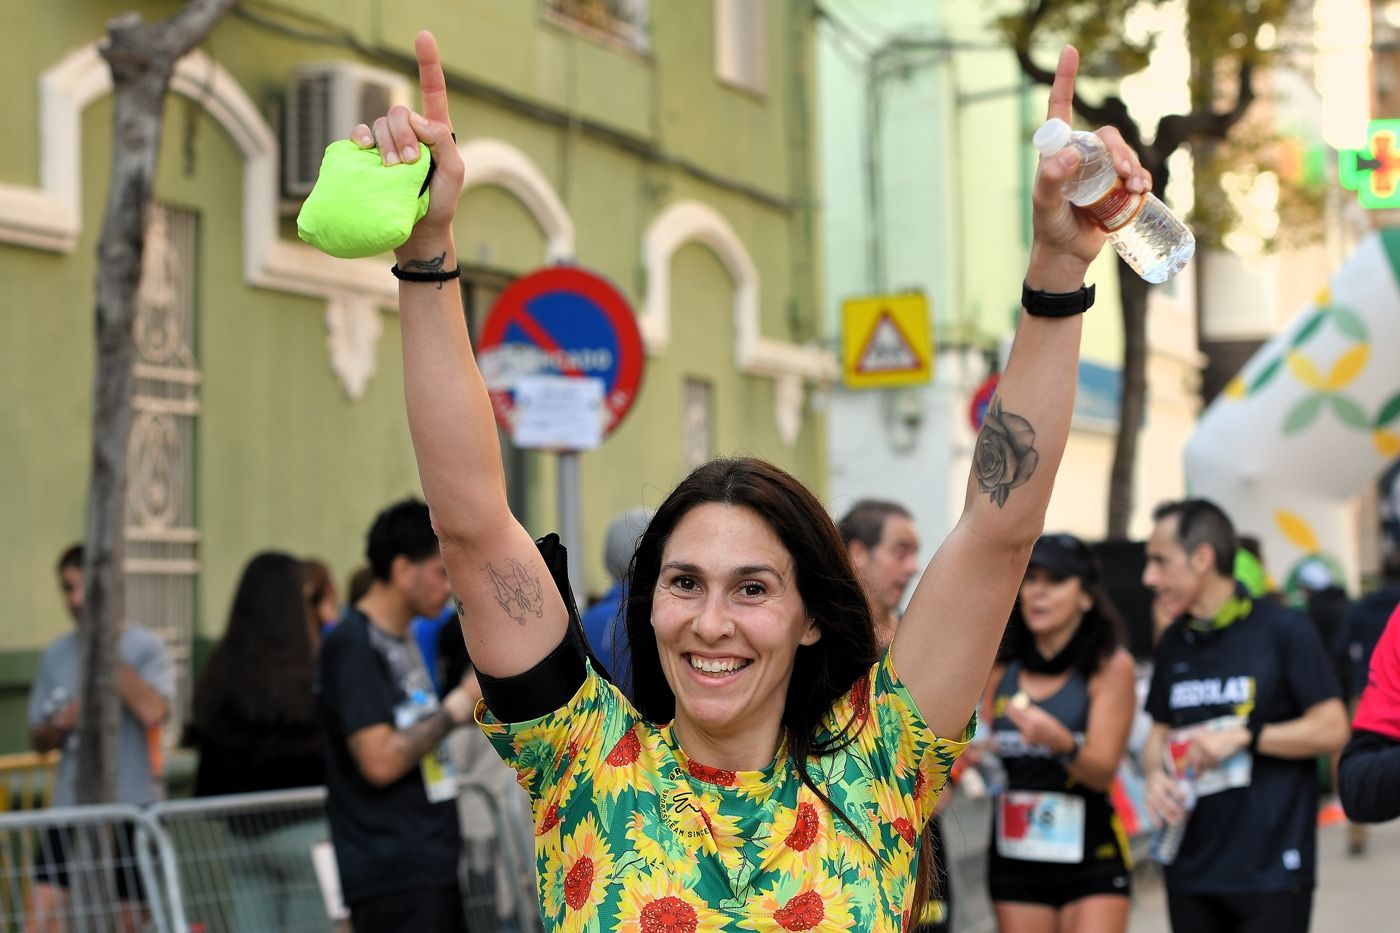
[1148,778,1198,865]
[1032,118,1195,284]
[979,751,1008,798]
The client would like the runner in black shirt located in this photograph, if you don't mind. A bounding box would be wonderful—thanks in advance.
[1142,500,1349,933]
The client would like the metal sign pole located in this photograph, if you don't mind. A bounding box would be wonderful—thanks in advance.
[478,266,646,610]
[558,451,584,605]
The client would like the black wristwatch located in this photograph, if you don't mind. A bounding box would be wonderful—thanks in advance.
[1022,280,1095,317]
[1057,734,1083,767]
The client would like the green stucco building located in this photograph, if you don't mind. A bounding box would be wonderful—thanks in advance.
[0,0,833,751]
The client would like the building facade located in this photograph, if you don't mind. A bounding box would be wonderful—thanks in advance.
[817,0,1200,574]
[0,0,833,750]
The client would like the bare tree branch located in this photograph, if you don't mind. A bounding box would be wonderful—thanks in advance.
[1156,61,1257,155]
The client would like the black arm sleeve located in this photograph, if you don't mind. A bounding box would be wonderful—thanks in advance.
[476,533,608,722]
[1338,729,1400,824]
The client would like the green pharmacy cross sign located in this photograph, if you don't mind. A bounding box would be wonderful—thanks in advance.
[1340,120,1400,209]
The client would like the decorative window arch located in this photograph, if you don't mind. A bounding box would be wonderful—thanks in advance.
[1,41,575,397]
[459,138,573,263]
[640,200,835,445]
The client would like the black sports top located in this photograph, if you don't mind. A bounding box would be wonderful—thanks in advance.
[989,661,1128,869]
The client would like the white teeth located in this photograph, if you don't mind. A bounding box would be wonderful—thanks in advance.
[689,656,750,674]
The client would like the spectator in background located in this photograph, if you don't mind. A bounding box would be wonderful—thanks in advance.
[579,507,650,690]
[317,499,476,933]
[1338,603,1400,824]
[1334,553,1400,854]
[347,564,374,607]
[1297,561,1352,696]
[838,499,922,645]
[27,544,174,933]
[302,557,340,634]
[414,601,458,696]
[837,499,951,931]
[186,551,325,932]
[437,616,540,932]
[1234,536,1269,600]
[1341,554,1400,711]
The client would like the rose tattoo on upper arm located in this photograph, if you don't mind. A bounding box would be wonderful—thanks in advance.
[974,397,1038,507]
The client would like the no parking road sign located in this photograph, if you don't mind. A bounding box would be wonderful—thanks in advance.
[478,266,645,449]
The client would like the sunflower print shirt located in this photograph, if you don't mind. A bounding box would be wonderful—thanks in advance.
[479,651,971,932]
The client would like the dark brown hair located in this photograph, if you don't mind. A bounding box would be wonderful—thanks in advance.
[300,558,335,654]
[836,499,913,551]
[191,552,317,735]
[1153,498,1237,576]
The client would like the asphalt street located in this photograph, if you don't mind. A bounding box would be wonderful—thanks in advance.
[1127,818,1400,933]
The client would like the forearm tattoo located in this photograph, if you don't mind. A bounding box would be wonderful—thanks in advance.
[974,397,1039,508]
[402,251,450,289]
[390,709,452,767]
[485,558,545,625]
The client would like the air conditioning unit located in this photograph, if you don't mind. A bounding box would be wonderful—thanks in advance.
[283,61,411,198]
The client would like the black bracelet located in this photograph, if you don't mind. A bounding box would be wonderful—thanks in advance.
[391,264,461,283]
[1022,280,1095,317]
[1247,718,1265,753]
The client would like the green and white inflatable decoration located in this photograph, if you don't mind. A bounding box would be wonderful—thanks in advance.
[1186,229,1400,595]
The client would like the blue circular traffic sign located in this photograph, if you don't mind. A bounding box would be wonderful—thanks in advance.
[478,266,644,438]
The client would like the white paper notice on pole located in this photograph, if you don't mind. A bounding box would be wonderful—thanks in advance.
[513,376,606,450]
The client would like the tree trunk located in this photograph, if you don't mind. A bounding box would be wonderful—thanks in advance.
[78,0,234,807]
[1108,265,1150,539]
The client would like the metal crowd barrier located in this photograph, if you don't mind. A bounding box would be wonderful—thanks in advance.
[456,779,540,933]
[0,779,539,933]
[147,787,334,933]
[0,803,174,933]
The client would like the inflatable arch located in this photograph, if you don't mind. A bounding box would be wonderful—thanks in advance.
[1184,229,1400,592]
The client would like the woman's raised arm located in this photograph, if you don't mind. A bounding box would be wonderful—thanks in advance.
[892,47,1148,737]
[361,32,568,677]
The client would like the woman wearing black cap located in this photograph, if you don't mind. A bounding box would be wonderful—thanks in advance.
[979,533,1137,933]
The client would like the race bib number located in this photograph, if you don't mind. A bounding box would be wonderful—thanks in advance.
[1166,715,1252,798]
[996,790,1085,863]
[395,689,457,804]
[421,740,457,804]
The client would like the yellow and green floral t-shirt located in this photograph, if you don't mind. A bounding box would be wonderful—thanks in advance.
[479,652,970,932]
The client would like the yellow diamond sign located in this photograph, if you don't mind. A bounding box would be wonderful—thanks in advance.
[841,292,933,389]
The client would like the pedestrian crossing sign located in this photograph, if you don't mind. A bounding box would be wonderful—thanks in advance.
[841,292,933,388]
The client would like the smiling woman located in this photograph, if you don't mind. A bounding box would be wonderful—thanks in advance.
[370,29,1141,932]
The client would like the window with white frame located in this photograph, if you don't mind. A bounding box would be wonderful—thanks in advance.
[126,204,200,740]
[682,377,714,471]
[543,0,651,54]
[715,0,767,94]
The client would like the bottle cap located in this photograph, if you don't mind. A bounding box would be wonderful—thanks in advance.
[1032,118,1071,156]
